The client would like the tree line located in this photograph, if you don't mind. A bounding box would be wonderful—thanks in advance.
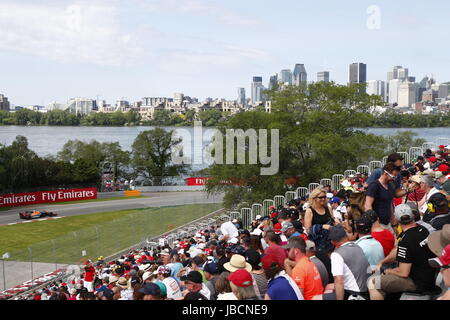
[1,106,448,128]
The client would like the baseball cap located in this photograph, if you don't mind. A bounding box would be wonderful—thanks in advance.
[139,283,161,296]
[261,254,280,271]
[255,215,262,220]
[231,245,246,256]
[184,292,208,300]
[427,225,450,257]
[428,193,449,211]
[355,214,374,234]
[228,269,253,288]
[326,193,334,199]
[394,204,414,224]
[428,156,438,163]
[203,262,219,275]
[142,271,152,282]
[363,210,379,224]
[329,197,340,204]
[180,271,203,284]
[245,250,261,268]
[155,281,167,296]
[228,237,239,245]
[281,221,294,232]
[436,164,449,172]
[429,244,450,268]
[327,225,347,241]
[273,223,282,235]
[409,175,423,184]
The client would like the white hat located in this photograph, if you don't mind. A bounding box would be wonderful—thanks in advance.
[194,233,202,238]
[190,248,203,258]
[232,219,238,223]
[228,237,239,245]
[178,249,185,255]
[198,243,206,249]
[255,215,262,220]
[326,193,333,199]
[142,271,152,281]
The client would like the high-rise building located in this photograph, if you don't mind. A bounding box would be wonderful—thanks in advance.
[237,88,246,105]
[388,79,401,105]
[279,69,292,85]
[47,101,66,111]
[367,80,385,99]
[431,84,449,100]
[349,63,367,93]
[0,94,10,111]
[251,76,265,104]
[292,64,307,85]
[397,68,409,81]
[317,71,330,82]
[398,82,416,108]
[268,75,278,90]
[174,93,184,105]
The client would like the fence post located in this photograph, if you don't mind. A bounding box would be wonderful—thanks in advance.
[28,248,34,289]
[2,257,6,292]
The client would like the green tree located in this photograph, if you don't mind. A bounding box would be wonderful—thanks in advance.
[131,128,188,185]
[198,110,223,127]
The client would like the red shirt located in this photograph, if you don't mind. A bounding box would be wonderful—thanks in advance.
[84,266,95,282]
[407,188,426,202]
[264,243,287,267]
[371,229,395,257]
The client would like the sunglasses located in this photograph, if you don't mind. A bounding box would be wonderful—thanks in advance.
[384,170,396,179]
[316,196,327,200]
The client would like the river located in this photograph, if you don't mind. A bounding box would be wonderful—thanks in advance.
[0,126,449,163]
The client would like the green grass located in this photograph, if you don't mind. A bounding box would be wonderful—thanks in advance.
[0,196,145,211]
[0,203,222,264]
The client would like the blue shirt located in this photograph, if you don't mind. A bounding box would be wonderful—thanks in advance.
[168,262,183,280]
[366,168,402,189]
[355,235,385,267]
[267,276,301,300]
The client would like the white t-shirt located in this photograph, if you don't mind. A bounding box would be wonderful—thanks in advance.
[217,292,238,300]
[220,221,239,239]
[330,246,360,292]
[162,277,182,299]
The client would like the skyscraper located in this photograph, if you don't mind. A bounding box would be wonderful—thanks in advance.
[268,75,278,90]
[367,80,385,100]
[292,64,307,85]
[237,88,246,105]
[389,79,401,105]
[251,76,264,104]
[398,82,416,108]
[317,71,330,82]
[348,63,367,84]
[0,94,10,111]
[279,69,292,85]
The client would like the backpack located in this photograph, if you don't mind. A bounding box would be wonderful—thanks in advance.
[348,191,366,222]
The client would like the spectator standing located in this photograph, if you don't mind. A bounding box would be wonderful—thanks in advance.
[304,188,335,235]
[263,230,288,267]
[365,163,401,231]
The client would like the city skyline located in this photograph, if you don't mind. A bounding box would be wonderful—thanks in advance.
[0,0,449,106]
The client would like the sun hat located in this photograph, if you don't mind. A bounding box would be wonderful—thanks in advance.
[428,225,450,257]
[223,254,252,272]
[108,275,119,284]
[117,277,129,289]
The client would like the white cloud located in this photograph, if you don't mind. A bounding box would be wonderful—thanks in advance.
[135,0,260,26]
[0,1,143,66]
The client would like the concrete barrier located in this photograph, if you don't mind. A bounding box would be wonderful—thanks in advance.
[137,186,206,192]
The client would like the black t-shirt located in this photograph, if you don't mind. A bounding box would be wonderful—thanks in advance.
[366,180,395,225]
[430,214,450,231]
[396,225,437,292]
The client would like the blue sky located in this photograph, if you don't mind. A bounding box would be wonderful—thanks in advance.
[0,0,448,106]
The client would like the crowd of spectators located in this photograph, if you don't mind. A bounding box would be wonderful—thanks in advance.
[14,146,450,301]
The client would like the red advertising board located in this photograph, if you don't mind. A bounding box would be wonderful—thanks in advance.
[186,177,209,186]
[0,188,97,207]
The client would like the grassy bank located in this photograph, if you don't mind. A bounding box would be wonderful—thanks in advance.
[0,203,222,264]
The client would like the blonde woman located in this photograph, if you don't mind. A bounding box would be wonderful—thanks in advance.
[304,188,335,234]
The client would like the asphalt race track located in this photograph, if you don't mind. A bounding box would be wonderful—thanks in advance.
[0,191,224,226]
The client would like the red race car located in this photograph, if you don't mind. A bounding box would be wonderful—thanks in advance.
[19,210,57,220]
